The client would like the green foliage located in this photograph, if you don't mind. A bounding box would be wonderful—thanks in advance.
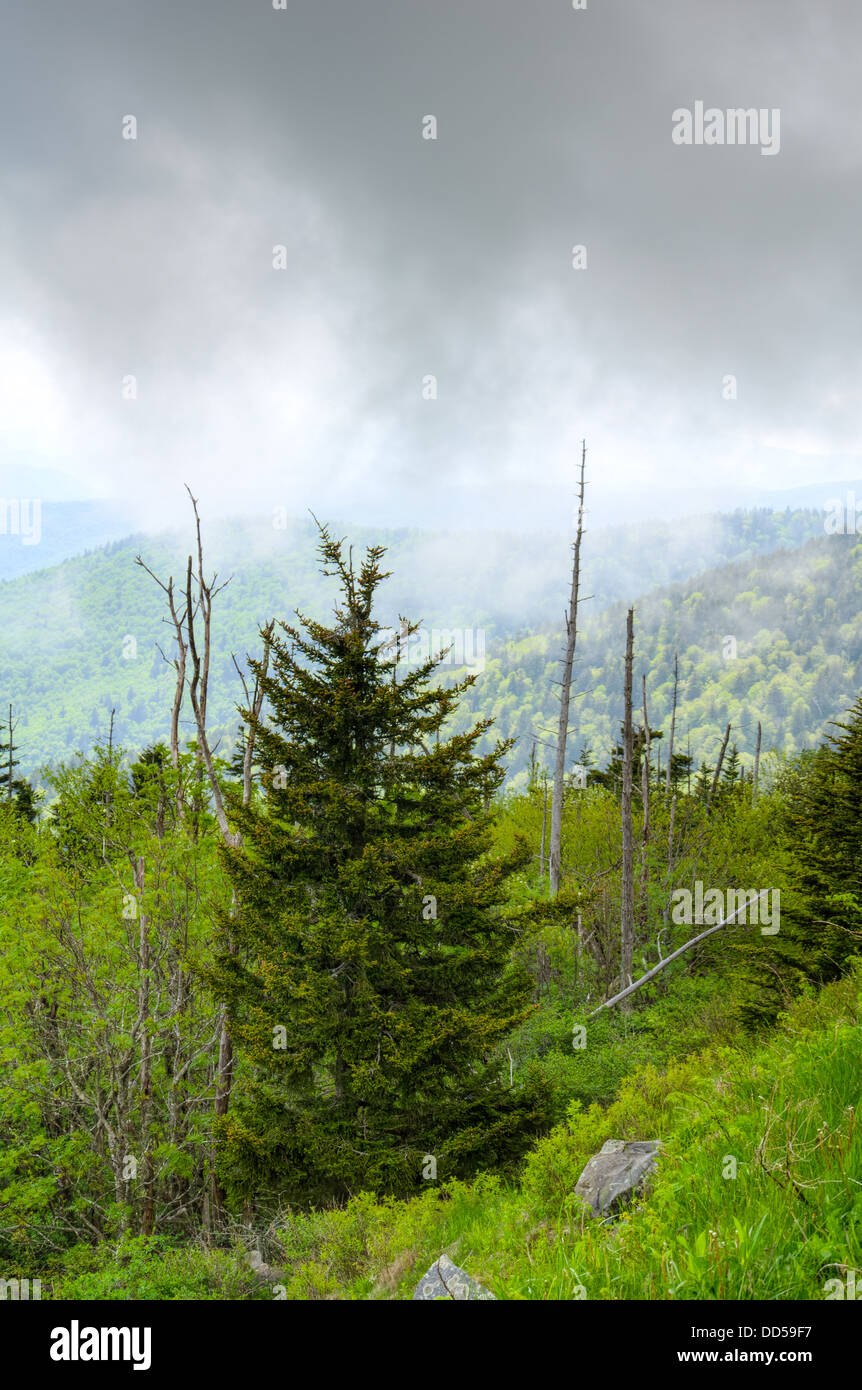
[733,696,862,1024]
[209,527,551,1205]
[487,770,797,1123]
[0,507,839,792]
[242,962,862,1300]
[0,743,225,1265]
[459,532,862,790]
[48,1235,267,1301]
[2,508,861,1300]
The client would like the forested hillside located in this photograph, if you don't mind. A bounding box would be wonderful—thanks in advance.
[1,520,860,1306]
[0,506,831,787]
[463,531,861,786]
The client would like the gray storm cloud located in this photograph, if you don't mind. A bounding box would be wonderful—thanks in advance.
[2,0,862,530]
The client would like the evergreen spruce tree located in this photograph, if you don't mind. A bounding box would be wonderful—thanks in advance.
[721,742,741,791]
[228,726,250,784]
[210,528,550,1204]
[574,743,595,786]
[667,749,694,792]
[693,760,712,802]
[0,705,37,822]
[9,779,37,824]
[592,728,660,799]
[735,698,862,1023]
[0,704,21,804]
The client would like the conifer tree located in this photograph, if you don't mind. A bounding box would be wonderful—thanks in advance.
[0,703,21,804]
[693,760,712,802]
[592,728,662,799]
[721,742,741,790]
[666,749,694,793]
[209,527,550,1204]
[0,704,37,822]
[737,697,862,1022]
[575,743,595,775]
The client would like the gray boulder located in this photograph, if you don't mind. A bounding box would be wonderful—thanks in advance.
[412,1253,496,1301]
[574,1139,661,1217]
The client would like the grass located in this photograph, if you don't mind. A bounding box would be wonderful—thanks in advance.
[43,960,861,1300]
[264,960,862,1300]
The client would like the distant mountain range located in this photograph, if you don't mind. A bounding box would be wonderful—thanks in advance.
[1,457,860,580]
[0,501,850,788]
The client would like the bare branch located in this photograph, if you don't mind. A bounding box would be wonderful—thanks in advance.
[588,890,770,1016]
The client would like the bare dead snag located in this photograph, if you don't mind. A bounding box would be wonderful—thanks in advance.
[620,607,635,1009]
[706,722,732,812]
[134,559,189,816]
[230,621,275,807]
[135,856,155,1237]
[181,495,237,848]
[539,771,549,878]
[589,891,769,1016]
[639,673,651,931]
[137,489,276,1231]
[549,440,587,894]
[665,652,678,792]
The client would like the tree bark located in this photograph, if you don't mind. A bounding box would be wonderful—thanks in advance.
[590,890,769,1016]
[639,674,651,930]
[549,441,587,894]
[135,857,155,1237]
[665,653,678,792]
[620,608,635,1008]
[5,704,13,802]
[706,722,732,811]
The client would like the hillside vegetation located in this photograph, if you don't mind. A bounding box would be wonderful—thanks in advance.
[0,506,833,786]
[0,517,858,1303]
[24,965,862,1300]
[457,532,861,786]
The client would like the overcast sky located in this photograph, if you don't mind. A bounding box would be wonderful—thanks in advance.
[3,0,862,532]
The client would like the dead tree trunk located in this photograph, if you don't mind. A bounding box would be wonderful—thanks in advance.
[231,622,275,807]
[706,722,732,811]
[589,891,770,1016]
[665,653,678,792]
[620,608,635,1008]
[5,704,13,803]
[549,441,587,894]
[753,720,762,800]
[135,857,155,1238]
[133,565,189,817]
[639,674,651,931]
[137,488,275,1233]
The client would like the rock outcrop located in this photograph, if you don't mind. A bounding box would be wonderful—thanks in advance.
[412,1253,496,1300]
[574,1139,661,1217]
